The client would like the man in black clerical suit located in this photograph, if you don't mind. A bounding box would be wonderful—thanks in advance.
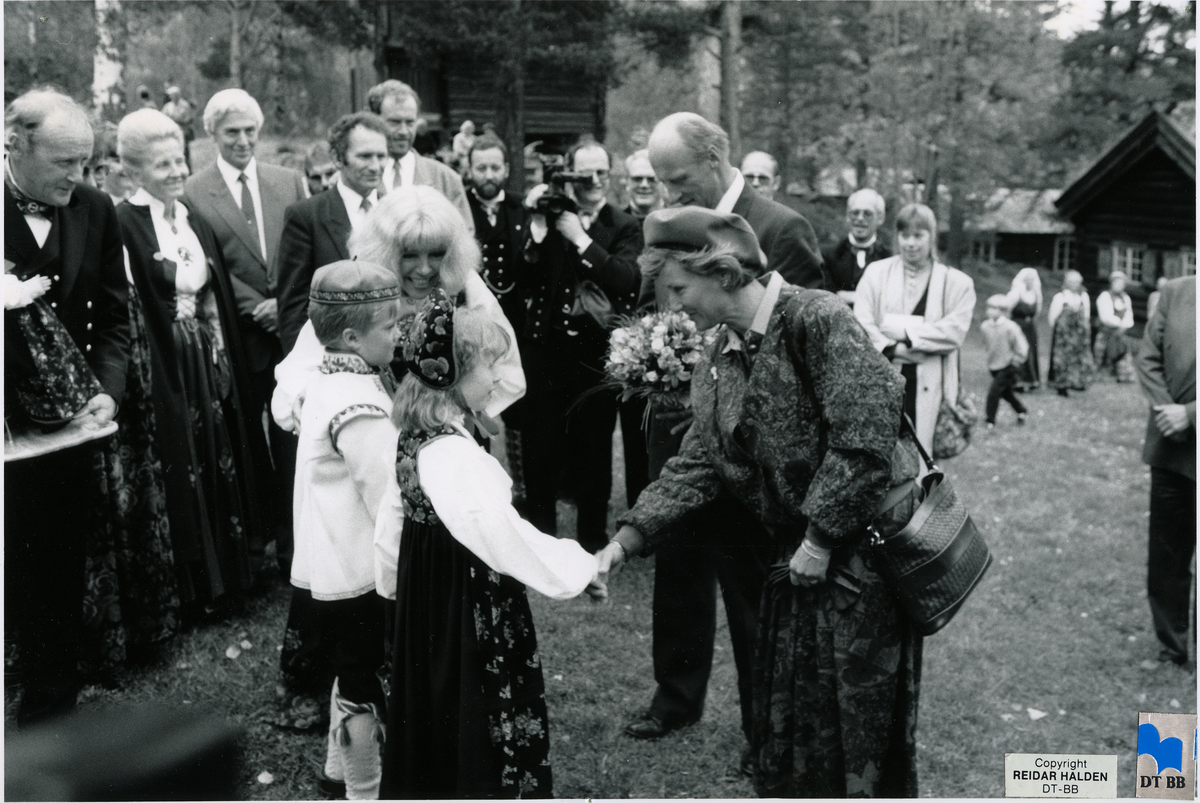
[822,188,892,307]
[520,142,642,554]
[465,134,531,500]
[4,89,130,725]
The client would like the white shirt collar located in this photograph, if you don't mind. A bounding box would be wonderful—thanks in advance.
[336,180,378,210]
[848,233,877,249]
[127,187,187,223]
[723,271,784,352]
[715,169,746,215]
[578,198,606,220]
[216,154,258,185]
[472,188,506,209]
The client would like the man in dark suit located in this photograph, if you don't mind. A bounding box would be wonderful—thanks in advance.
[4,90,130,725]
[366,80,473,233]
[465,134,531,501]
[183,88,307,572]
[1135,275,1195,667]
[276,113,389,352]
[520,142,642,553]
[648,112,824,289]
[624,113,825,761]
[822,188,892,307]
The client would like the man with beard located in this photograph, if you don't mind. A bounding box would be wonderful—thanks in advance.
[366,80,472,232]
[822,188,892,307]
[466,133,531,503]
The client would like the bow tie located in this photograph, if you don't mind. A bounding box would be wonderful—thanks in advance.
[7,181,51,218]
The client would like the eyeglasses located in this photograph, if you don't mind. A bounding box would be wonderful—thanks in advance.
[629,175,657,185]
[744,173,773,185]
[571,169,609,181]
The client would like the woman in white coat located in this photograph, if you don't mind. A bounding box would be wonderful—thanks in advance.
[854,203,976,455]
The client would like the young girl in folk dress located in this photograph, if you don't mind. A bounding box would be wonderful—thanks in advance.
[374,291,604,799]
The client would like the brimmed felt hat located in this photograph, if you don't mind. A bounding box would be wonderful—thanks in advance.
[643,206,765,270]
[309,260,400,305]
[402,288,458,389]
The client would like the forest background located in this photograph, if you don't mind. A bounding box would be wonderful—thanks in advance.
[4,0,1194,264]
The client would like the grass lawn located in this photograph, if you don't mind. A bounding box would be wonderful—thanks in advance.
[6,268,1193,798]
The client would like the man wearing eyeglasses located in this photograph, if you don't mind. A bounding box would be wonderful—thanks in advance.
[822,188,892,307]
[740,151,781,202]
[624,149,664,220]
[520,142,643,554]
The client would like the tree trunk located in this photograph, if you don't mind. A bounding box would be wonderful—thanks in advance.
[498,1,527,196]
[720,0,741,156]
[229,0,243,89]
[93,0,125,120]
[373,2,389,84]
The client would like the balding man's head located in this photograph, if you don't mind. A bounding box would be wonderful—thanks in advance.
[647,113,734,209]
[740,151,780,201]
[5,89,94,206]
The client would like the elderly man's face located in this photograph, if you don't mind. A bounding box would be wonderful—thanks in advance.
[649,135,725,209]
[216,110,259,171]
[570,145,611,209]
[625,155,660,213]
[336,125,388,198]
[740,153,779,201]
[847,199,881,242]
[378,95,418,159]
[9,111,93,207]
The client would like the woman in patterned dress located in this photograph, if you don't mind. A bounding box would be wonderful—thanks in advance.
[115,109,268,613]
[1047,269,1095,396]
[1094,270,1136,382]
[599,207,924,797]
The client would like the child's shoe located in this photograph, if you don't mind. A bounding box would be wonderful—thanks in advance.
[1017,413,1028,425]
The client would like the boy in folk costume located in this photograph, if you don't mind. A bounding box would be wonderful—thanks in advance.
[290,260,403,799]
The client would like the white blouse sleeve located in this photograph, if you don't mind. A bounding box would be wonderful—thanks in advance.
[1048,292,1065,330]
[373,469,404,600]
[272,321,324,432]
[463,271,526,418]
[1096,292,1121,328]
[418,434,597,599]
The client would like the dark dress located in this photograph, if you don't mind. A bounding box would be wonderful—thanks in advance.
[81,283,181,677]
[1010,298,1040,389]
[1048,297,1094,392]
[621,285,923,797]
[116,200,270,607]
[380,427,553,800]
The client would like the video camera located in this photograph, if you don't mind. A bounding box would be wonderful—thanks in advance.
[534,154,593,219]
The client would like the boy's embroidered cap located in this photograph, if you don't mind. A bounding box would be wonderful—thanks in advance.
[643,207,764,269]
[402,288,457,389]
[309,259,400,305]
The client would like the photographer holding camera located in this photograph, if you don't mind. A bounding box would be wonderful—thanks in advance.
[520,142,643,552]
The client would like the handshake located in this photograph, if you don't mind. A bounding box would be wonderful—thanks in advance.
[583,538,631,603]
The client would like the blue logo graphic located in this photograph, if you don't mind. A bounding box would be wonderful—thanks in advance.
[1139,723,1184,774]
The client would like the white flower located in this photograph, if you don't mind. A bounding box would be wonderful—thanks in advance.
[644,371,658,383]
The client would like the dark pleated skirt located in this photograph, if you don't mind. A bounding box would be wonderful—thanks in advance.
[172,317,255,603]
[1011,304,1040,388]
[380,518,553,800]
[81,285,181,677]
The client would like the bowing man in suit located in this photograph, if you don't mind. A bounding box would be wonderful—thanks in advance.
[520,142,643,554]
[4,89,130,725]
[183,88,307,572]
[276,113,389,353]
[822,188,893,307]
[649,112,824,290]
[366,80,473,233]
[1135,276,1196,666]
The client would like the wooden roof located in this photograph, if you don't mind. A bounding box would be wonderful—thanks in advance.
[1055,110,1195,220]
[967,188,1073,234]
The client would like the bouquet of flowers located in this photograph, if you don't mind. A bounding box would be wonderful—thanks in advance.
[604,310,713,409]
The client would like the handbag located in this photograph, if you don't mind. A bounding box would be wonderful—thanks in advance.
[869,414,992,636]
[931,274,976,460]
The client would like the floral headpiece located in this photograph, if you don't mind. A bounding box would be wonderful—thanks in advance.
[402,289,458,389]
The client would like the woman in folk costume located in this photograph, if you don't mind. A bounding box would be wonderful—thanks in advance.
[116,108,269,613]
[854,203,976,456]
[375,291,603,798]
[1094,270,1136,382]
[1006,267,1043,391]
[1047,269,1095,397]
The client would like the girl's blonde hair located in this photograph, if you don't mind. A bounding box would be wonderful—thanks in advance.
[391,306,510,432]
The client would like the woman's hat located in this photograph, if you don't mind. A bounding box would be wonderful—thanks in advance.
[643,207,765,270]
[309,260,400,305]
[402,288,458,389]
